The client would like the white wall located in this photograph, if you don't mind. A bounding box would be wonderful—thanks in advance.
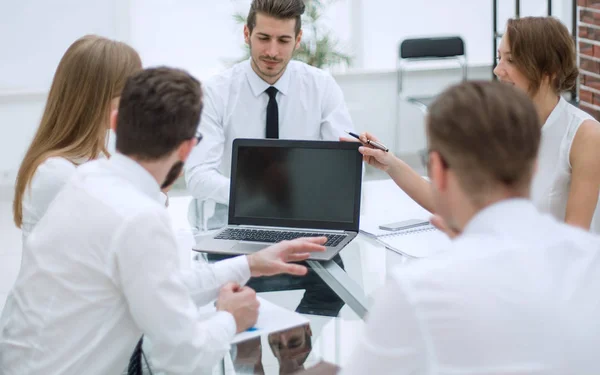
[336,64,493,156]
[129,0,352,79]
[129,0,574,74]
[356,0,574,71]
[0,0,576,188]
[0,0,127,187]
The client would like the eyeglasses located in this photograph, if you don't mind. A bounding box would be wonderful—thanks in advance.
[194,132,203,144]
[419,148,449,170]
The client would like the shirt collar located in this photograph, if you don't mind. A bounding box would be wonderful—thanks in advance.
[109,153,162,203]
[461,198,539,236]
[244,58,292,97]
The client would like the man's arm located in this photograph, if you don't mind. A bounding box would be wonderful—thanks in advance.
[180,256,251,306]
[181,236,327,306]
[340,276,428,375]
[112,209,238,373]
[185,85,230,204]
[320,74,354,140]
[566,119,600,230]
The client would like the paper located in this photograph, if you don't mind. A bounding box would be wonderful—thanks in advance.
[231,297,309,344]
[378,225,452,258]
[360,214,451,258]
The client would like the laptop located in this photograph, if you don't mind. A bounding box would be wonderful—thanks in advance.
[194,138,363,261]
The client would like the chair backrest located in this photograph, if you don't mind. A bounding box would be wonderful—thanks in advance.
[399,36,465,60]
[396,36,467,96]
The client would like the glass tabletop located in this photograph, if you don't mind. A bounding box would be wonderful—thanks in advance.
[178,178,427,318]
[163,178,430,373]
[216,296,363,374]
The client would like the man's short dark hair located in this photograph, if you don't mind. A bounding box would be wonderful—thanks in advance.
[247,0,305,35]
[427,81,540,204]
[116,67,202,160]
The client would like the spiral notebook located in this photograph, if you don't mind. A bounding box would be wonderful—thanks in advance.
[360,216,452,258]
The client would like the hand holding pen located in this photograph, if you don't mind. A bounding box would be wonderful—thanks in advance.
[339,130,399,173]
[345,131,389,152]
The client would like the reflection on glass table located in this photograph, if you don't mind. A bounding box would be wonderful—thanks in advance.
[230,323,313,374]
[162,178,432,372]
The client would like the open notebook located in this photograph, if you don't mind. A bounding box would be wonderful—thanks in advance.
[360,215,452,258]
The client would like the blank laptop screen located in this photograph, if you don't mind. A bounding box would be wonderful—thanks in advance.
[230,141,361,230]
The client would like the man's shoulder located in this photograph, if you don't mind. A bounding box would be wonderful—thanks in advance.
[553,220,600,250]
[391,222,600,290]
[288,60,334,82]
[72,163,165,222]
[204,60,248,91]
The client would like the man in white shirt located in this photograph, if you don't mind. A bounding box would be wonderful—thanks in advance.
[341,81,600,374]
[184,0,350,315]
[184,0,354,209]
[0,67,327,375]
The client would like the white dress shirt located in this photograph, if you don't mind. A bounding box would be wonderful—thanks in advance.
[185,59,354,204]
[21,154,168,240]
[21,157,77,239]
[0,154,251,375]
[342,199,600,375]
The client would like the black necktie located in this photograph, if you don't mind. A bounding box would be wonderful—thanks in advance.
[265,86,279,139]
[127,336,145,375]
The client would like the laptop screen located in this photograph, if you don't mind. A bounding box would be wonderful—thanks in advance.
[229,139,362,231]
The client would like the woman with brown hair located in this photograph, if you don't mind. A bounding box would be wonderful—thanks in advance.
[13,35,142,238]
[345,16,600,234]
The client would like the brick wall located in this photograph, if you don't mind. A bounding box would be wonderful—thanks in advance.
[578,1,600,120]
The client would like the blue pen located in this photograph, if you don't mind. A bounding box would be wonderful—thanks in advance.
[246,327,258,332]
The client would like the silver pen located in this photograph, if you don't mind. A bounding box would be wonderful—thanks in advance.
[345,131,389,152]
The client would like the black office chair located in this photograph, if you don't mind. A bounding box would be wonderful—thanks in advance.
[397,36,467,113]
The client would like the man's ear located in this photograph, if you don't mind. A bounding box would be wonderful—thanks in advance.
[295,29,303,49]
[244,25,251,45]
[178,138,196,162]
[429,151,448,193]
[110,109,118,132]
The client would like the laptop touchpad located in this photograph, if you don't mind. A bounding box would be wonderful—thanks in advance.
[232,242,269,253]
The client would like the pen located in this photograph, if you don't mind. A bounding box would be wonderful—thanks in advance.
[345,131,389,152]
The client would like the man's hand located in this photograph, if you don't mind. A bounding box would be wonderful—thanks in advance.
[247,237,327,277]
[430,214,461,239]
[216,282,260,333]
[340,132,398,172]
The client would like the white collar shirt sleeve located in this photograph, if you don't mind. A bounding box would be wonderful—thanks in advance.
[111,206,250,374]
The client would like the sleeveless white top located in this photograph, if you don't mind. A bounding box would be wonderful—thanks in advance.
[531,96,599,233]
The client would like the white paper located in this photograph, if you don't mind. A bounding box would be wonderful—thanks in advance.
[231,296,309,344]
[360,214,452,258]
[378,226,452,258]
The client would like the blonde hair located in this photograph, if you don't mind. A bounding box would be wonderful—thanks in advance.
[13,35,141,227]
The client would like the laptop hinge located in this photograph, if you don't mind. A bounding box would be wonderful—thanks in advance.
[237,225,348,234]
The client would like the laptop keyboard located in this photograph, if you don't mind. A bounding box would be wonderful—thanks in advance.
[215,228,347,247]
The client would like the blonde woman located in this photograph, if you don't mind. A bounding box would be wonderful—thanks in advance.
[346,17,600,234]
[13,35,142,238]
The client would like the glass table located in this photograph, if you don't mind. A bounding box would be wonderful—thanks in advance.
[163,178,431,374]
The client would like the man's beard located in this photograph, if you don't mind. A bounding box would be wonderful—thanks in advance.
[249,41,293,78]
[161,161,184,190]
